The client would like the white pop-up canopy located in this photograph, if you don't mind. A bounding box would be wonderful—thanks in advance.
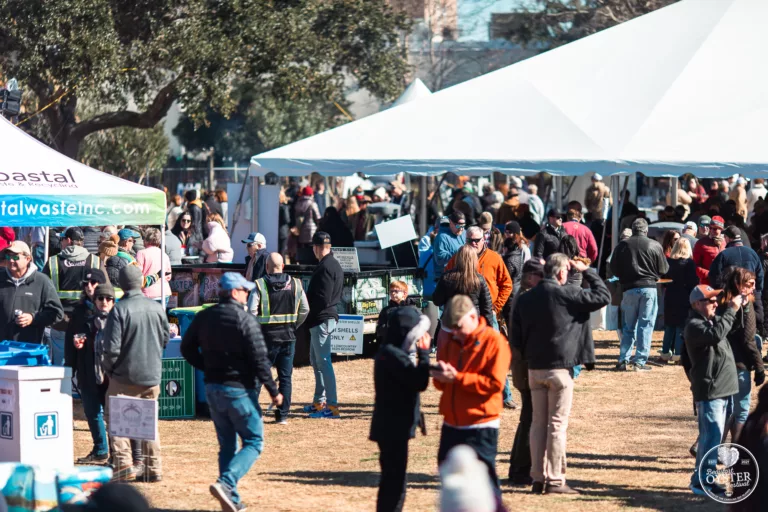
[0,116,166,227]
[251,0,768,179]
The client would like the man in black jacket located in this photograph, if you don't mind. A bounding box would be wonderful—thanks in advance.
[532,209,564,260]
[370,308,431,512]
[0,241,63,343]
[610,218,669,371]
[684,285,741,497]
[304,231,344,419]
[181,272,282,512]
[511,253,610,495]
[709,225,765,334]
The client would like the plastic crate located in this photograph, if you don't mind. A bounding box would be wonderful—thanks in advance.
[0,341,51,366]
[159,358,195,419]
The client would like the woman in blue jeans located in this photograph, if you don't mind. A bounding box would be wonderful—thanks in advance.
[719,267,766,443]
[661,237,698,362]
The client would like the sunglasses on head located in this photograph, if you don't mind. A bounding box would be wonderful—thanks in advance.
[96,296,114,302]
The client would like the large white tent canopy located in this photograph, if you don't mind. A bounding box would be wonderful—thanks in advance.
[251,0,768,179]
[0,116,166,226]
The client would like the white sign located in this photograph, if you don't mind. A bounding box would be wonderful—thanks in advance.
[332,247,360,273]
[0,383,14,412]
[331,315,364,354]
[109,395,158,441]
[375,215,418,250]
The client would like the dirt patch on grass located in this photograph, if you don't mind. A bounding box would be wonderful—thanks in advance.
[74,330,726,511]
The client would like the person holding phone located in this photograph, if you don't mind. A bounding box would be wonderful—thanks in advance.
[369,308,432,512]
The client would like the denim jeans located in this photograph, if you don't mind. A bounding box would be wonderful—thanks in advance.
[256,341,295,419]
[205,384,265,506]
[80,380,109,456]
[310,319,338,406]
[661,325,685,356]
[619,287,658,366]
[502,378,512,402]
[727,370,752,426]
[691,398,728,491]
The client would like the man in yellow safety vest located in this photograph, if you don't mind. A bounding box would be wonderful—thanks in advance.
[248,253,309,424]
[43,227,102,364]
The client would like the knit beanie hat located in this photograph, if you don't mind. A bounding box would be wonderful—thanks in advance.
[439,445,496,512]
[119,265,143,291]
[99,234,119,258]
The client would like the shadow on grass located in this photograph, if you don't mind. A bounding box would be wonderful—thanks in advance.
[264,470,439,489]
[567,479,718,511]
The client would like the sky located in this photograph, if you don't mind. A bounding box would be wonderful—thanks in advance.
[458,0,530,41]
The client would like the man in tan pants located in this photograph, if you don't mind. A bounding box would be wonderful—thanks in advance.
[102,265,169,481]
[511,253,610,495]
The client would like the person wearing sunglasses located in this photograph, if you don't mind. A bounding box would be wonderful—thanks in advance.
[181,272,282,512]
[684,284,743,497]
[0,241,64,344]
[43,227,103,365]
[65,270,112,465]
[432,211,467,283]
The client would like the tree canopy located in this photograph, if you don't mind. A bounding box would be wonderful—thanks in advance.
[495,0,677,48]
[0,0,409,159]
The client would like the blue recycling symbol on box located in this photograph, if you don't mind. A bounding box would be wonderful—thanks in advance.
[34,412,58,439]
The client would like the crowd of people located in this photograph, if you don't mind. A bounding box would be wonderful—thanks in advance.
[3,172,768,511]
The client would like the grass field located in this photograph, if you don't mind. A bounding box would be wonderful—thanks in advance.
[73,330,728,511]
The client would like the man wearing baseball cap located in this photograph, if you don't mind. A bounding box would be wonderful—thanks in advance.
[303,231,344,418]
[43,227,102,364]
[692,215,725,285]
[433,212,467,282]
[242,232,268,281]
[181,272,281,511]
[532,209,564,260]
[0,241,63,344]
[684,285,742,496]
[681,221,698,249]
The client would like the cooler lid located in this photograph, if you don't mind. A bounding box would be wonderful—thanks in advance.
[0,365,72,381]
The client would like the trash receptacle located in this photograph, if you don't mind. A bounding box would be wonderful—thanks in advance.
[169,305,214,416]
[0,341,51,366]
[0,366,73,469]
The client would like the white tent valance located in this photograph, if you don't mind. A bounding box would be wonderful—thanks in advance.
[251,0,768,179]
[0,117,166,227]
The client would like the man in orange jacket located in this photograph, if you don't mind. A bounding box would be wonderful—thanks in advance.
[432,295,512,497]
[445,226,513,325]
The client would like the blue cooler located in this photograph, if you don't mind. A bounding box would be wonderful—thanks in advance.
[0,341,51,367]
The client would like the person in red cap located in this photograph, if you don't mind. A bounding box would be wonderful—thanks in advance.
[692,215,725,285]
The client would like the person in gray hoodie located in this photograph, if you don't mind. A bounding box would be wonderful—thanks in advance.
[102,265,169,482]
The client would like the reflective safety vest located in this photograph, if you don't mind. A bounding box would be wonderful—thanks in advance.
[49,255,100,300]
[254,277,302,325]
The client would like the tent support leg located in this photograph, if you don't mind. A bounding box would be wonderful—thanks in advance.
[670,177,679,207]
[161,228,166,308]
[419,176,427,236]
[554,175,564,213]
[44,228,49,262]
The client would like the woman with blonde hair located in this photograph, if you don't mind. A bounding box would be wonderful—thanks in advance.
[207,212,227,233]
[660,237,698,362]
[432,245,494,331]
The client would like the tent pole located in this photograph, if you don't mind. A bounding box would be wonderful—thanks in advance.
[611,176,620,253]
[230,176,251,237]
[670,177,679,207]
[161,227,166,308]
[44,227,49,262]
[419,176,427,235]
[252,177,260,233]
[554,175,563,212]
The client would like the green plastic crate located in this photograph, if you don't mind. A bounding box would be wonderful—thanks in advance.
[160,358,195,419]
